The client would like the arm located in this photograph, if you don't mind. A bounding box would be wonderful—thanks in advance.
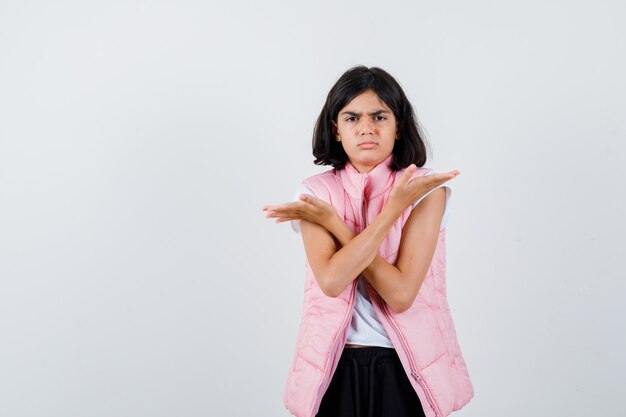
[324,188,446,313]
[300,201,404,298]
[262,166,457,304]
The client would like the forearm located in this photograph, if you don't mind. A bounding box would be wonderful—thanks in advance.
[321,204,402,297]
[325,212,408,311]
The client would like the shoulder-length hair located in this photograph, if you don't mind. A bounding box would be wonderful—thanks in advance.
[312,65,431,171]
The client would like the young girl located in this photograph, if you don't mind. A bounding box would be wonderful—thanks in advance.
[262,66,474,417]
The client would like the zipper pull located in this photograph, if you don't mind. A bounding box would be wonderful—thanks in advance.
[411,371,437,416]
[412,372,438,415]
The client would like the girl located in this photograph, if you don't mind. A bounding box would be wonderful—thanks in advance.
[262,66,474,417]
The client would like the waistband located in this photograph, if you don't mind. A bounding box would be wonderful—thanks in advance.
[339,346,398,368]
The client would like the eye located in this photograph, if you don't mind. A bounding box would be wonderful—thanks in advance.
[346,117,357,122]
[374,115,386,121]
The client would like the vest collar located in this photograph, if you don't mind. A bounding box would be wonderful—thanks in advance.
[338,153,396,200]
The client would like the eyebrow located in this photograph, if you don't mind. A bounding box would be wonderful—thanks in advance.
[340,110,390,116]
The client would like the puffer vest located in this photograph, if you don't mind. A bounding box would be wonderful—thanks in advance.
[283,153,474,417]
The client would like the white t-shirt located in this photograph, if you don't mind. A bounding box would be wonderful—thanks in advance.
[290,169,452,347]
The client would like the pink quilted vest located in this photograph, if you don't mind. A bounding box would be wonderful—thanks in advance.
[283,153,474,417]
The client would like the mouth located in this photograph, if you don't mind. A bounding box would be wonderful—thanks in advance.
[358,141,378,146]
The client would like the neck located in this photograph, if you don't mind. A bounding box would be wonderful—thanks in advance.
[349,156,392,174]
[350,162,374,173]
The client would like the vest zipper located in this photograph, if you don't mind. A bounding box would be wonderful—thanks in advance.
[360,173,441,417]
[381,302,441,417]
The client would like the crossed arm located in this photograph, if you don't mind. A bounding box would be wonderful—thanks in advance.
[262,167,455,313]
[299,187,446,313]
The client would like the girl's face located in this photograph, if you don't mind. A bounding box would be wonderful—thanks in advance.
[333,89,398,173]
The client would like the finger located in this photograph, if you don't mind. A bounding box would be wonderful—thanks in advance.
[440,170,460,181]
[298,194,329,211]
[266,209,294,218]
[269,198,316,214]
[399,164,417,185]
[265,207,307,219]
[298,194,320,205]
[274,213,301,223]
[423,171,460,188]
[263,196,314,211]
[275,215,298,223]
[267,211,294,219]
[266,201,303,211]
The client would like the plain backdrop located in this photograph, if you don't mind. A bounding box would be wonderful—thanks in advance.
[1,1,625,416]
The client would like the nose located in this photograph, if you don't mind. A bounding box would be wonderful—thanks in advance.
[358,118,375,135]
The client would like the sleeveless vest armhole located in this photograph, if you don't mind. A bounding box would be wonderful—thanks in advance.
[410,169,453,231]
[290,182,317,234]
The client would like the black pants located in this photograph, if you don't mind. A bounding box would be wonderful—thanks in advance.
[316,346,426,417]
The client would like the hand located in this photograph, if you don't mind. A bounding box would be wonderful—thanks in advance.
[387,164,460,213]
[262,194,340,229]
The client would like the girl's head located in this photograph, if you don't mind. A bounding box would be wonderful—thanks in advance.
[312,65,430,172]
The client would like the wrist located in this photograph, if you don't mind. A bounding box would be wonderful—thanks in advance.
[324,212,344,234]
[381,200,405,219]
[327,213,355,247]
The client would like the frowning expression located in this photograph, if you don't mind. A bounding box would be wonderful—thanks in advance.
[332,89,398,173]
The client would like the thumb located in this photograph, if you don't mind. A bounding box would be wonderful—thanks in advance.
[399,164,417,185]
[298,194,317,205]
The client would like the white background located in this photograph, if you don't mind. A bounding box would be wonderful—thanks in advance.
[1,1,625,416]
